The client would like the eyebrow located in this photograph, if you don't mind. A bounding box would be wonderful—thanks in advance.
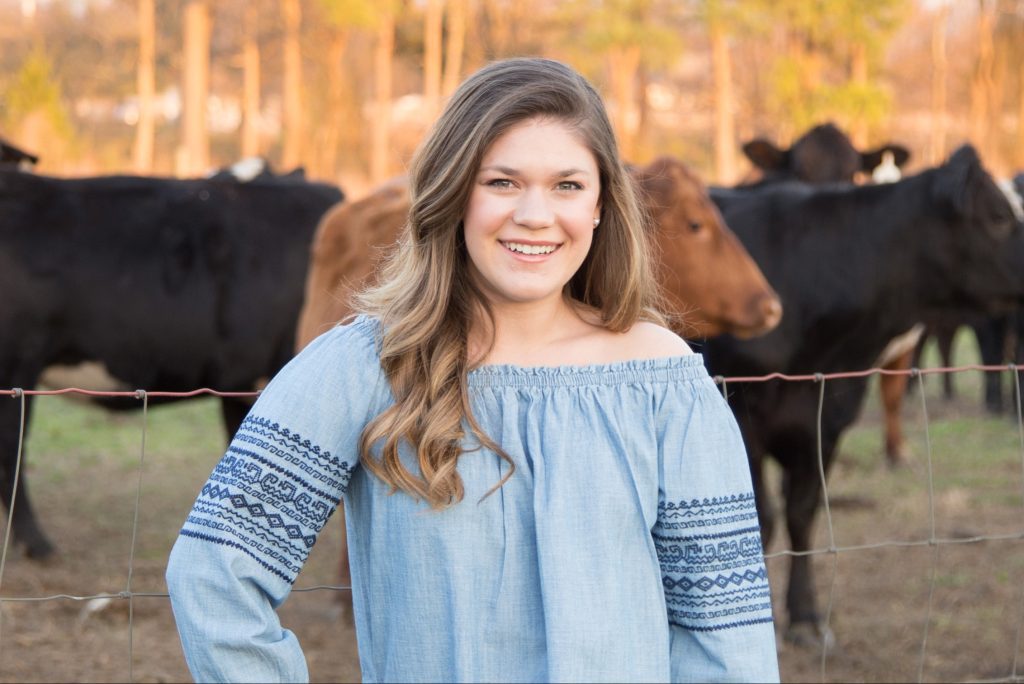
[479,165,591,178]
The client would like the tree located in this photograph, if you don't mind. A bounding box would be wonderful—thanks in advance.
[560,0,680,161]
[441,0,467,98]
[928,1,951,165]
[741,0,908,142]
[702,0,739,183]
[372,4,395,183]
[2,45,73,168]
[241,0,261,159]
[424,0,443,116]
[179,0,211,176]
[281,0,303,169]
[133,0,155,173]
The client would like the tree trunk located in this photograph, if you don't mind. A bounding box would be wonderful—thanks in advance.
[371,9,395,184]
[424,0,443,116]
[179,0,210,176]
[319,29,348,181]
[710,19,737,184]
[241,1,261,159]
[849,41,868,148]
[607,45,641,161]
[281,0,303,169]
[442,0,466,98]
[928,3,949,165]
[133,0,155,173]
[969,0,995,166]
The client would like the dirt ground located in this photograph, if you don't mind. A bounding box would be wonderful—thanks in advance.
[2,368,1024,682]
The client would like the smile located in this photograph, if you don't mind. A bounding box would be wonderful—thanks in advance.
[501,241,560,255]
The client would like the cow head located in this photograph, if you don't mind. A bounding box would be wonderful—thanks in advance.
[743,122,910,184]
[296,178,409,350]
[633,157,782,339]
[924,145,1024,311]
[0,137,39,169]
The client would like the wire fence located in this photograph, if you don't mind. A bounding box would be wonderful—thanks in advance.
[1,364,1024,682]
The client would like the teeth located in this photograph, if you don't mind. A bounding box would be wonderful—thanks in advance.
[504,242,557,255]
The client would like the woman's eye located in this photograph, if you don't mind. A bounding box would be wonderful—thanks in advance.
[486,178,514,189]
[557,181,583,191]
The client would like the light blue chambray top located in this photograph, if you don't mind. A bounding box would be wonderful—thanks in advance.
[165,315,779,683]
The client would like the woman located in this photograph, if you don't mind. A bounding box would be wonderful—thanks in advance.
[166,57,779,683]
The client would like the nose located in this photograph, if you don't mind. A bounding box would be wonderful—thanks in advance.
[512,188,555,229]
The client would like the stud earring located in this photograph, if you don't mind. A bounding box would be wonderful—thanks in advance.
[593,217,600,227]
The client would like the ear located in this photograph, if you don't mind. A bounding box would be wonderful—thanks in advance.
[932,145,981,216]
[860,144,911,173]
[633,158,676,216]
[742,139,788,171]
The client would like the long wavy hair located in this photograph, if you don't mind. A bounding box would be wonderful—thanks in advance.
[356,57,664,508]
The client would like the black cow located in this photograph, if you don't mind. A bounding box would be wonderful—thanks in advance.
[741,122,917,466]
[912,172,1024,413]
[0,137,38,169]
[0,170,343,558]
[742,122,909,185]
[703,145,1024,647]
[967,172,1024,414]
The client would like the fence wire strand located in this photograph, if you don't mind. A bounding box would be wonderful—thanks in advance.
[814,375,838,680]
[124,390,149,683]
[0,388,26,653]
[1012,366,1024,681]
[3,363,1024,681]
[915,370,939,684]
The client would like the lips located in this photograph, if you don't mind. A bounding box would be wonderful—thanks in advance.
[500,240,561,256]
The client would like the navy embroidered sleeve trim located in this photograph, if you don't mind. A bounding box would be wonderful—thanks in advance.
[654,493,774,633]
[179,415,351,584]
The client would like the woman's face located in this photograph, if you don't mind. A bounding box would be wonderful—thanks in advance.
[463,117,602,311]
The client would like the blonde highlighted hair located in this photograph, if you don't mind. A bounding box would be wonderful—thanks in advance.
[357,57,664,508]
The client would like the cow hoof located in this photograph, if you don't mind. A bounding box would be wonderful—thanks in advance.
[886,448,914,469]
[23,537,56,561]
[784,621,837,652]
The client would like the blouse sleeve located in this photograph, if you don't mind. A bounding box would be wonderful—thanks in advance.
[165,316,388,683]
[653,375,780,683]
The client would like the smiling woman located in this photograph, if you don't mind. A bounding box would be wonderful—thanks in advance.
[166,57,779,684]
[463,118,601,313]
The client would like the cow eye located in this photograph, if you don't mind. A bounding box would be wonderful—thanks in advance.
[689,221,702,233]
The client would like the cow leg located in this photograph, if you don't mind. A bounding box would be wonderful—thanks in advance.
[749,451,775,549]
[219,396,254,441]
[934,327,958,401]
[0,391,55,559]
[781,449,837,651]
[880,349,913,467]
[974,316,1009,414]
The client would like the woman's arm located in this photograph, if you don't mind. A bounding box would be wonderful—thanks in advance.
[653,376,779,683]
[166,317,387,682]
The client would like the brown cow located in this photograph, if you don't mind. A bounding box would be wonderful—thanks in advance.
[296,158,781,620]
[297,158,781,350]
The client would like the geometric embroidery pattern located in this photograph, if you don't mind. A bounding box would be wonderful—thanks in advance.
[654,493,773,632]
[179,414,353,584]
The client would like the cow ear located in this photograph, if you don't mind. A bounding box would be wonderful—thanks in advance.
[860,144,910,172]
[633,159,677,215]
[932,145,982,215]
[742,139,788,171]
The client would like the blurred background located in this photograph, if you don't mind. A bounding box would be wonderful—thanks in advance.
[2,0,1022,198]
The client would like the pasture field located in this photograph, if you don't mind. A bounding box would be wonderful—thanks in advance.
[0,330,1023,683]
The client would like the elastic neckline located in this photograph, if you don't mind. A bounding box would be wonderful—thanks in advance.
[467,354,708,388]
[347,314,711,388]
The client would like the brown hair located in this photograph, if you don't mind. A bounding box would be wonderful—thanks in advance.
[357,57,664,508]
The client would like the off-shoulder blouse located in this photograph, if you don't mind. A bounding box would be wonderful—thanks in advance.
[166,315,779,683]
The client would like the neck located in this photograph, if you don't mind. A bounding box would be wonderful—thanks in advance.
[469,294,593,366]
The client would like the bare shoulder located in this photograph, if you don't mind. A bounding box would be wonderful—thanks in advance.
[615,320,693,360]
